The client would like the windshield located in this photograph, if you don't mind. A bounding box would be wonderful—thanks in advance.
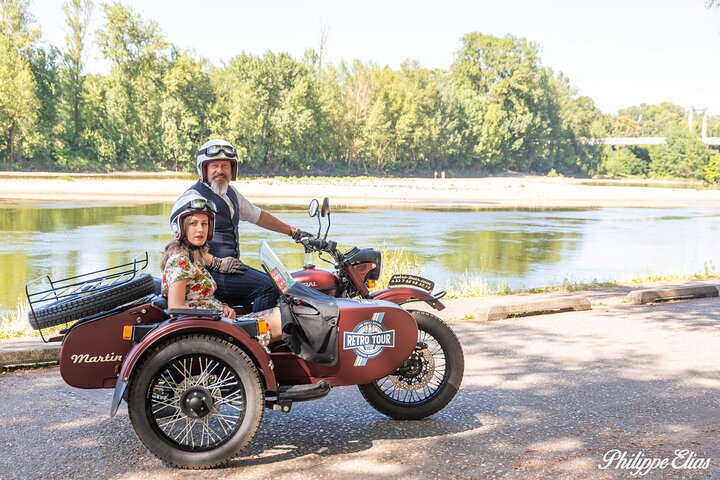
[259,241,296,294]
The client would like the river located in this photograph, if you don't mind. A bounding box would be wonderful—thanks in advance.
[2,201,719,312]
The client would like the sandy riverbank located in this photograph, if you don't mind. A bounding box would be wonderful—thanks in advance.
[1,172,719,208]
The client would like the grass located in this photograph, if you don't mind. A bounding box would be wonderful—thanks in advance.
[373,246,423,290]
[0,299,65,340]
[446,277,620,299]
[3,256,719,339]
[0,299,33,339]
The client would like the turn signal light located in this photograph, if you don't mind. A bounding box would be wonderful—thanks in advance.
[122,325,133,340]
[367,280,376,289]
[257,320,268,335]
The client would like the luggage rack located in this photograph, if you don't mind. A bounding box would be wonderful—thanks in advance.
[25,252,149,342]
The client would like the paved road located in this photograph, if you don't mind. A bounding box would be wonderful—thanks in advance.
[1,298,718,479]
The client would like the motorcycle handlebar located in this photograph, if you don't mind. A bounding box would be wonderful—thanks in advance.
[298,236,337,252]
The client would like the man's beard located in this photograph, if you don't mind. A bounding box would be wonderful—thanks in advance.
[210,175,229,196]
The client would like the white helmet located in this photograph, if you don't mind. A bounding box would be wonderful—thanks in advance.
[196,138,238,182]
[170,191,217,243]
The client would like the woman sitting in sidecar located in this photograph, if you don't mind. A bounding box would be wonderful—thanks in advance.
[162,191,284,347]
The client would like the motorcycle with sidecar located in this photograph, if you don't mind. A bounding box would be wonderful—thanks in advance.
[25,206,464,469]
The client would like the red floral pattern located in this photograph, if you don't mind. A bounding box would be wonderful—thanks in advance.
[161,253,224,310]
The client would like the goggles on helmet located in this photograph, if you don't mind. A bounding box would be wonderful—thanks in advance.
[188,198,218,214]
[197,144,237,159]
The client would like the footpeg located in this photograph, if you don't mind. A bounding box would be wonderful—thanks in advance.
[265,381,331,413]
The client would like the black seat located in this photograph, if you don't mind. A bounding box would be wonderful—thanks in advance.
[150,294,168,310]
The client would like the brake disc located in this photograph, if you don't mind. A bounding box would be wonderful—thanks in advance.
[389,348,435,390]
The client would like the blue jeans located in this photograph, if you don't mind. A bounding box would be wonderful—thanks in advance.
[210,267,280,312]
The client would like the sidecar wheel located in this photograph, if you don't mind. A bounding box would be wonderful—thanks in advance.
[127,334,264,469]
[358,310,464,420]
[28,273,155,330]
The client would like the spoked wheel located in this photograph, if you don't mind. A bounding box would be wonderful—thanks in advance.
[358,310,464,420]
[127,334,264,469]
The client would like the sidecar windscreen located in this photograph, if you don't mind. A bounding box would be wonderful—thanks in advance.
[259,241,296,294]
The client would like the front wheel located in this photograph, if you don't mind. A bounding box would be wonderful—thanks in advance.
[358,309,464,420]
[127,334,264,469]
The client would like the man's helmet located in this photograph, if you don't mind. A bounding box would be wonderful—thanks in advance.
[170,191,218,242]
[196,138,238,182]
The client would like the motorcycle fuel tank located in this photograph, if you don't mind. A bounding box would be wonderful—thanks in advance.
[291,267,339,297]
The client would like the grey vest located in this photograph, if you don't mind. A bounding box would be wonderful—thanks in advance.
[188,181,241,258]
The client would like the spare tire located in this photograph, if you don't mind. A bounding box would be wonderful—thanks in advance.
[28,274,156,330]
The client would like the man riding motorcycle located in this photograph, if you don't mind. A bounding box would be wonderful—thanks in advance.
[182,138,308,312]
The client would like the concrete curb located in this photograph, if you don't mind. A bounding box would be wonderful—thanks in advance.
[480,296,592,321]
[0,338,60,368]
[625,285,719,305]
[1,282,717,366]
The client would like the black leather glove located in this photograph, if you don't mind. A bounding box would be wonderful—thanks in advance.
[290,227,313,241]
[208,256,249,275]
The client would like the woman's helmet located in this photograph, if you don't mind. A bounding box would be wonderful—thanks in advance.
[196,138,238,182]
[170,191,218,242]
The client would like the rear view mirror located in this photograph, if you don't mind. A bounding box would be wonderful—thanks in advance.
[321,197,330,218]
[308,199,319,217]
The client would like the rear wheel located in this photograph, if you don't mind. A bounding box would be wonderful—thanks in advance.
[127,334,264,469]
[358,310,464,420]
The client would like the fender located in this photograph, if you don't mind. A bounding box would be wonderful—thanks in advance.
[110,317,276,416]
[371,286,446,311]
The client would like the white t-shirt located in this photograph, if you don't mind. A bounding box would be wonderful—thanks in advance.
[222,185,261,224]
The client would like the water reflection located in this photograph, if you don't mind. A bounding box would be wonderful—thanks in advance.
[2,202,720,312]
[442,229,580,275]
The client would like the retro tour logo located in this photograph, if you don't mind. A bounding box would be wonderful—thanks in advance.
[343,312,395,366]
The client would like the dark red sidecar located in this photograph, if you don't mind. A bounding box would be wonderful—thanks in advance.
[27,244,463,469]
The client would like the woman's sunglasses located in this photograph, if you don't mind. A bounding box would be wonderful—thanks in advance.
[188,198,218,214]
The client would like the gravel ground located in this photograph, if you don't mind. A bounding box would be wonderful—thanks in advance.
[1,297,718,479]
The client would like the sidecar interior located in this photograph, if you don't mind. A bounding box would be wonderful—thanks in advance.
[150,276,250,315]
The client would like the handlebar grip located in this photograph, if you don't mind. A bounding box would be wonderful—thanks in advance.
[300,237,336,251]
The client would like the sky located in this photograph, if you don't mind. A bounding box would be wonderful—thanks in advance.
[28,0,720,115]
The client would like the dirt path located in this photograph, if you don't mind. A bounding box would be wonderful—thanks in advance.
[2,173,720,209]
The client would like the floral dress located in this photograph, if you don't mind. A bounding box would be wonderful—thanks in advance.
[161,253,225,311]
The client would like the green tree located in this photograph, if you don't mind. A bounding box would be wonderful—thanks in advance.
[617,102,685,136]
[543,74,607,175]
[451,33,567,173]
[61,0,93,146]
[27,46,62,166]
[599,147,648,177]
[650,125,709,179]
[95,2,168,169]
[210,51,321,173]
[0,0,39,164]
[703,153,720,183]
[160,52,213,171]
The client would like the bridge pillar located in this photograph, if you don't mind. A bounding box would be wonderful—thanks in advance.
[688,107,694,131]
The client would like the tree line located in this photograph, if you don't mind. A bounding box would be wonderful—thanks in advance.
[1,0,719,180]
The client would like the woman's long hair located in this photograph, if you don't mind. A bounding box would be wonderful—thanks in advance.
[161,215,207,270]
